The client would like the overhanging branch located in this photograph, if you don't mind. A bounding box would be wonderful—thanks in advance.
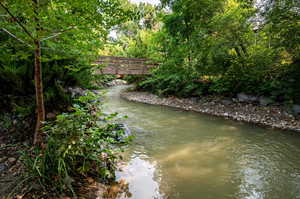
[0,2,35,40]
[41,26,75,41]
[1,28,32,47]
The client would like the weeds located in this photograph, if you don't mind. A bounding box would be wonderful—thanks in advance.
[20,92,131,197]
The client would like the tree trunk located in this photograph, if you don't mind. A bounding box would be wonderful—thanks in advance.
[32,0,45,145]
[33,39,45,145]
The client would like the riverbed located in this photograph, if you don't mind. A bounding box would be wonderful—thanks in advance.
[103,85,300,199]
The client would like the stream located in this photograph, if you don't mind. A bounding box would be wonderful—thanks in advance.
[103,85,300,199]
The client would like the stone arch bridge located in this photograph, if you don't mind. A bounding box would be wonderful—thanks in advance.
[94,56,159,75]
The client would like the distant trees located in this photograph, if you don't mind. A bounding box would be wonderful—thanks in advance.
[112,0,299,102]
[101,2,163,60]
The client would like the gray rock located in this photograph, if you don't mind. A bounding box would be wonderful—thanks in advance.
[232,98,238,102]
[292,105,300,115]
[237,93,258,102]
[190,97,200,104]
[8,157,16,163]
[91,90,100,94]
[107,79,127,86]
[237,93,248,102]
[67,87,86,98]
[0,163,8,172]
[221,99,233,105]
[0,156,7,162]
[259,96,273,106]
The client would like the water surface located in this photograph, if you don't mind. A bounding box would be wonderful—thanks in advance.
[103,85,300,199]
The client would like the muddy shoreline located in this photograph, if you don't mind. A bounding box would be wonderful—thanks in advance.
[121,90,300,132]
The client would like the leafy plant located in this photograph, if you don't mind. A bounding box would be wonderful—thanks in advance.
[21,92,131,196]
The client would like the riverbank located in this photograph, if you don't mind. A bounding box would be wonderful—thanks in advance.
[121,90,300,132]
[0,85,130,199]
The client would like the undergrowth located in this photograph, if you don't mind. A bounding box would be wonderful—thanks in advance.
[19,92,131,197]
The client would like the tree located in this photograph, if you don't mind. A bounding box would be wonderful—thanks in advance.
[101,2,163,60]
[0,0,130,144]
[264,0,300,63]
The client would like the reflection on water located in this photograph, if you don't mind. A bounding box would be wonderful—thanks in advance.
[158,140,232,180]
[103,85,300,199]
[116,155,165,199]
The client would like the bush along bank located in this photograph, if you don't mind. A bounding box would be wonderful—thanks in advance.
[3,92,131,198]
[121,90,300,132]
[135,59,300,119]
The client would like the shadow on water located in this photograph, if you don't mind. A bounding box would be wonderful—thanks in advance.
[103,85,300,199]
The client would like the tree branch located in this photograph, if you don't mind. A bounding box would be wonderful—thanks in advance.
[40,26,76,41]
[1,28,32,47]
[0,2,35,40]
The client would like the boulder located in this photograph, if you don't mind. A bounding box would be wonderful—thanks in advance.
[221,99,233,105]
[8,157,16,163]
[190,97,200,104]
[66,87,86,98]
[112,123,131,142]
[0,163,7,172]
[259,96,273,106]
[237,93,258,103]
[292,104,300,115]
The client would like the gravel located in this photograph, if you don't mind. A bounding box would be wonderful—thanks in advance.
[121,91,300,132]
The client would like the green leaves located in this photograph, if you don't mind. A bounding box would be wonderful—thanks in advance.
[264,0,300,60]
[1,0,132,61]
[129,0,300,103]
[22,92,130,195]
[0,0,135,115]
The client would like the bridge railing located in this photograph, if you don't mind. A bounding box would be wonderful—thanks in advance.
[94,56,159,75]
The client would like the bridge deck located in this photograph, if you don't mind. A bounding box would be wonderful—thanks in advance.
[94,56,158,75]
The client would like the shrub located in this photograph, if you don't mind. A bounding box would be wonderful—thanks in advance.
[0,32,100,115]
[138,59,210,97]
[93,74,117,88]
[21,92,131,196]
[123,75,147,84]
[209,57,300,103]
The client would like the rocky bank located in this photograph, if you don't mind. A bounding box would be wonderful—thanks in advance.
[121,91,300,132]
